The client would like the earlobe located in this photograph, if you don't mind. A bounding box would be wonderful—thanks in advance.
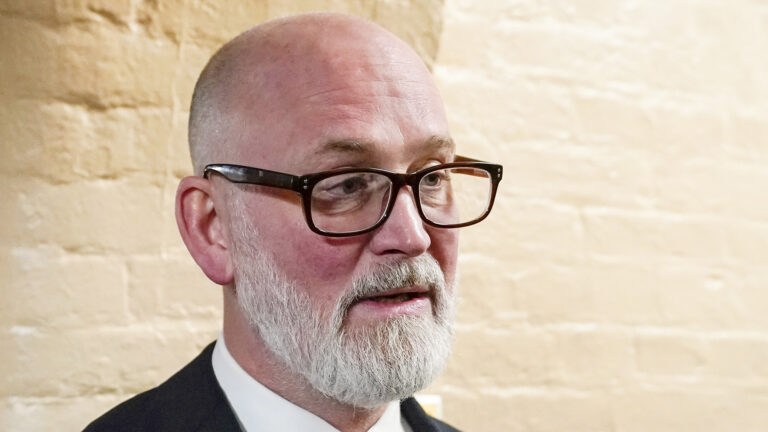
[175,176,234,285]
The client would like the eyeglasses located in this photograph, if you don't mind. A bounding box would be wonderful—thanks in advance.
[203,156,503,237]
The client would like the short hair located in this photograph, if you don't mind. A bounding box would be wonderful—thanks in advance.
[188,34,250,176]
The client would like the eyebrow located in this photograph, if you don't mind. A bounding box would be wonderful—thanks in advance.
[313,135,455,157]
[314,139,374,156]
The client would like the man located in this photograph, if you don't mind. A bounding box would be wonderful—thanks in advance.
[86,12,502,432]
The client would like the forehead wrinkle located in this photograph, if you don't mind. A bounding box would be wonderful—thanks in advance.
[311,135,454,162]
[314,139,375,157]
[423,135,455,153]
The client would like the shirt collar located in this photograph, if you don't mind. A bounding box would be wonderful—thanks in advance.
[211,334,410,432]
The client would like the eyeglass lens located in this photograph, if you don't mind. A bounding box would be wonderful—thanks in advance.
[309,167,493,234]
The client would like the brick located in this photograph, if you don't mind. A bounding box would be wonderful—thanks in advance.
[494,145,654,210]
[0,17,178,108]
[555,328,634,384]
[455,253,522,325]
[185,1,268,45]
[3,177,165,254]
[707,337,768,382]
[613,389,768,432]
[727,113,768,162]
[0,17,62,101]
[1,395,128,432]
[265,0,444,65]
[0,246,129,329]
[582,209,728,261]
[54,0,133,27]
[653,159,768,223]
[0,101,175,181]
[127,255,222,320]
[730,270,768,331]
[0,100,82,183]
[0,0,57,23]
[434,390,613,432]
[365,0,444,67]
[634,333,707,377]
[1,326,219,399]
[445,325,559,387]
[166,109,194,178]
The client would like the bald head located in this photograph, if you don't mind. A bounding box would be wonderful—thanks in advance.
[188,13,441,175]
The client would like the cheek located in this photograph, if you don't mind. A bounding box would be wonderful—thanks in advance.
[428,228,459,287]
[272,230,366,303]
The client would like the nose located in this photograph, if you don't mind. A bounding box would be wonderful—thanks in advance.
[368,187,431,256]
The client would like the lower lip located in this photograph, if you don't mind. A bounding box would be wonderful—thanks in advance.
[347,296,432,321]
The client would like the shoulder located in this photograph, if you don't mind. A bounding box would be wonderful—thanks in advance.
[400,397,462,432]
[83,342,239,432]
[84,386,160,432]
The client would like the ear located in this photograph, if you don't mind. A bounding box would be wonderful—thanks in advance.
[175,176,234,285]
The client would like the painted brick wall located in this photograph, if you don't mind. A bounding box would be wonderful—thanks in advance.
[2,1,767,431]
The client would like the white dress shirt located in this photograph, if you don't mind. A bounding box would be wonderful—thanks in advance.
[212,334,412,432]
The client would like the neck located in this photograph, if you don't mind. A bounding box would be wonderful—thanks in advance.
[222,288,389,432]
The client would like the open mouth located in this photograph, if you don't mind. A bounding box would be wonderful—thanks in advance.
[354,285,432,305]
[346,286,434,320]
[365,291,428,303]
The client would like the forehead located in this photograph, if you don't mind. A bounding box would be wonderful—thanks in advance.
[244,76,452,173]
[222,32,451,172]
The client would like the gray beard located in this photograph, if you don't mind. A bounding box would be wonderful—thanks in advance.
[230,218,455,408]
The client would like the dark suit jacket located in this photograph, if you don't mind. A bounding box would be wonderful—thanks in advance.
[84,342,460,432]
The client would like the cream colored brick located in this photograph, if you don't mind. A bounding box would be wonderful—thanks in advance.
[634,333,707,377]
[266,0,375,19]
[1,102,175,181]
[58,24,179,108]
[5,177,165,254]
[582,209,728,261]
[184,1,269,45]
[707,337,768,381]
[725,221,768,267]
[651,263,746,330]
[653,160,768,222]
[496,145,654,210]
[166,109,194,177]
[572,91,656,149]
[727,113,768,162]
[555,328,634,383]
[731,270,768,331]
[127,255,221,320]
[366,0,444,68]
[1,326,218,399]
[439,391,613,432]
[456,253,521,325]
[0,1,56,23]
[0,101,82,183]
[133,0,187,42]
[461,199,583,263]
[0,246,129,329]
[54,0,133,26]
[266,0,444,66]
[1,394,129,432]
[1,17,177,108]
[515,263,596,323]
[613,389,768,432]
[446,325,559,386]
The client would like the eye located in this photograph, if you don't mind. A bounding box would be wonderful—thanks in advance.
[422,171,447,188]
[329,175,368,195]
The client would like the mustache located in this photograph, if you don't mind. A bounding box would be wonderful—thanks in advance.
[338,255,446,313]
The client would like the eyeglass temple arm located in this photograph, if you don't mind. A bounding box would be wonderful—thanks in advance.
[454,155,480,162]
[451,155,498,178]
[203,164,300,191]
